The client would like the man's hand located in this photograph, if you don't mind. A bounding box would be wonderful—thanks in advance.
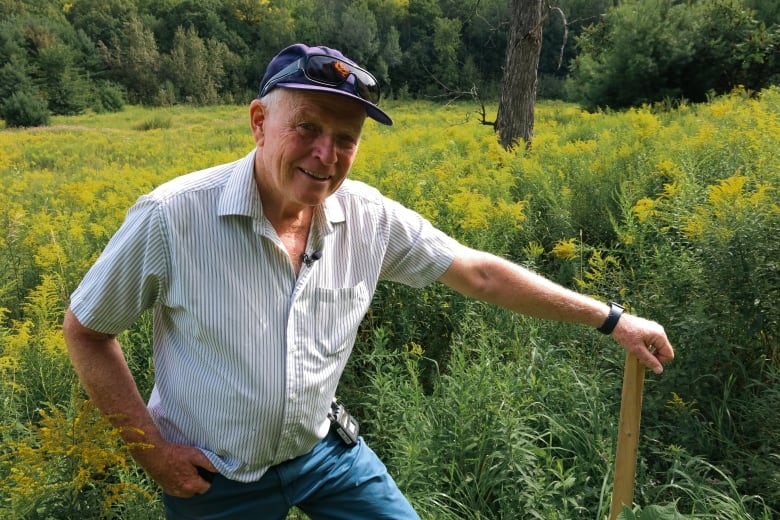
[64,309,220,497]
[611,313,675,375]
[133,440,219,498]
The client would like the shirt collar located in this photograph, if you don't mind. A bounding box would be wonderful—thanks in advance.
[217,150,262,219]
[217,149,346,233]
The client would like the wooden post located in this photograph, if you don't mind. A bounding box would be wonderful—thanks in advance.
[609,352,646,520]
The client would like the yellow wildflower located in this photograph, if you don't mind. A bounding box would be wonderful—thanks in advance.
[551,238,578,260]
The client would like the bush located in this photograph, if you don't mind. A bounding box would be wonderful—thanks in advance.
[568,0,780,109]
[1,91,51,128]
[133,115,172,131]
[92,81,126,113]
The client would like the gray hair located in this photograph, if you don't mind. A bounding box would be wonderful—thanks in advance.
[258,88,287,112]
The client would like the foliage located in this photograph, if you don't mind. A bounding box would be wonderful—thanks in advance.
[1,91,778,518]
[617,503,685,520]
[0,92,51,127]
[91,81,126,113]
[1,90,51,127]
[0,399,158,519]
[568,0,780,110]
[2,0,778,115]
[344,322,621,519]
[161,25,233,105]
[96,16,162,105]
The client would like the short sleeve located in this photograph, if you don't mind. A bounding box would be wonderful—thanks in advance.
[379,196,461,288]
[69,196,170,334]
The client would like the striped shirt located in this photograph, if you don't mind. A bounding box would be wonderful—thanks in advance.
[70,150,459,482]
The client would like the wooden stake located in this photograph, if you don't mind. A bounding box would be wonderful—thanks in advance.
[609,352,646,520]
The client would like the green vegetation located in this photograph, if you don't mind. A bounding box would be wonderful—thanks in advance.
[1,90,778,518]
[568,0,780,110]
[1,91,51,128]
[1,0,778,126]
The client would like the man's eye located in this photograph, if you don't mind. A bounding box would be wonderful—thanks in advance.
[296,123,317,135]
[337,135,358,148]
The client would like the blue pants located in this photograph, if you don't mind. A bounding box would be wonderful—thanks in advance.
[163,432,420,519]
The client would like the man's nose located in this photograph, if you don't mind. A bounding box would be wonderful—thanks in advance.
[313,135,338,165]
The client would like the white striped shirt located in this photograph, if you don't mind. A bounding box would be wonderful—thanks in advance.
[70,150,458,482]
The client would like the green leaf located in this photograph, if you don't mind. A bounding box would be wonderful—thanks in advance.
[616,505,637,520]
[640,503,685,520]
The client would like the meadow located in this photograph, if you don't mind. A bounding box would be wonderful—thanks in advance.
[1,89,778,519]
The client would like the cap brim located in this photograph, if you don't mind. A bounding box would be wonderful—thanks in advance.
[276,82,393,126]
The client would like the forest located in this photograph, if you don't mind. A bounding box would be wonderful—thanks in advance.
[1,0,779,127]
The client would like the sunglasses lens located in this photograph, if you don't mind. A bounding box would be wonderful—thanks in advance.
[306,56,380,104]
[351,70,381,104]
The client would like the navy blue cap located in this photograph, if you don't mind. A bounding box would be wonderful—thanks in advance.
[258,43,393,125]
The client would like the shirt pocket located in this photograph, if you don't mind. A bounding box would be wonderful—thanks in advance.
[312,281,370,356]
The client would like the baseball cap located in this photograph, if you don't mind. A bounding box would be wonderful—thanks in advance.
[258,43,393,125]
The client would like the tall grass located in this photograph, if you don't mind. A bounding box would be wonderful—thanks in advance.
[1,89,778,518]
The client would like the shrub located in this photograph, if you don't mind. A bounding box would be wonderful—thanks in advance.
[1,91,51,128]
[568,0,780,109]
[0,399,160,519]
[133,116,172,131]
[92,81,126,113]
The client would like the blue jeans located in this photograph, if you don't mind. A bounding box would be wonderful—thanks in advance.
[163,432,420,519]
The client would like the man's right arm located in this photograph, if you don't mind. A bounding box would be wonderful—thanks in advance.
[63,308,217,497]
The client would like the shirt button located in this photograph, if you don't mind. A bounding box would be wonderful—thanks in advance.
[290,393,298,401]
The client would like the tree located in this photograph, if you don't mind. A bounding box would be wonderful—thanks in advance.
[65,0,137,48]
[538,0,610,98]
[36,43,89,115]
[397,0,443,95]
[338,1,380,65]
[2,90,50,127]
[0,55,33,100]
[495,0,544,149]
[432,17,463,90]
[567,0,780,110]
[375,25,402,91]
[98,17,161,104]
[162,26,229,105]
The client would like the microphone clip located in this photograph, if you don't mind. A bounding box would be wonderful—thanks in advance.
[302,250,322,268]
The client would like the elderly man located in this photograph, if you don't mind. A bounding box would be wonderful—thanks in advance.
[64,43,673,519]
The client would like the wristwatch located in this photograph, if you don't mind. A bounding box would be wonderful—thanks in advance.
[597,301,625,334]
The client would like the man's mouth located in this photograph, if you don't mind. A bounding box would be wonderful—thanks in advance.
[301,167,331,180]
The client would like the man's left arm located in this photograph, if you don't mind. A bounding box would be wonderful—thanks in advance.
[438,246,674,374]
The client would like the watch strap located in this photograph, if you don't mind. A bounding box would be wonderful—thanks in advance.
[597,301,625,335]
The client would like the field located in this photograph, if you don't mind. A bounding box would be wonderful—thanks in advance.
[1,89,778,519]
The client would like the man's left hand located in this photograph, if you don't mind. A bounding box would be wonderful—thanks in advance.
[612,314,675,374]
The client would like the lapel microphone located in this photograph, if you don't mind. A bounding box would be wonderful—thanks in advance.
[302,250,322,268]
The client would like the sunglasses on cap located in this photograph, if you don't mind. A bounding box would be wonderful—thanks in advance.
[259,54,381,105]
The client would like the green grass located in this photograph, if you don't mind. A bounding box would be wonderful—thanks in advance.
[1,90,778,518]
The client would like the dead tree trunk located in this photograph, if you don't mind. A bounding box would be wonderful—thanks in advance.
[496,0,544,150]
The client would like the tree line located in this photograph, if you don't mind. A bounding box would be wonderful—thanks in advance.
[1,0,778,127]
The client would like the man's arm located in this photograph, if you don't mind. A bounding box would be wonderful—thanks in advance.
[63,308,217,497]
[438,247,674,374]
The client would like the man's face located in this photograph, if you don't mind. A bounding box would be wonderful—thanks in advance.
[251,89,366,215]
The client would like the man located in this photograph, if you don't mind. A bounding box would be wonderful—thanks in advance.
[64,43,674,519]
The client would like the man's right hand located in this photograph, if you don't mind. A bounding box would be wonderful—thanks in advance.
[133,440,219,497]
[64,309,221,498]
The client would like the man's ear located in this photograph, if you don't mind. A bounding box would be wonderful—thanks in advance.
[249,99,267,145]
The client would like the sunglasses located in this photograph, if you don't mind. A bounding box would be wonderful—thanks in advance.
[259,54,381,105]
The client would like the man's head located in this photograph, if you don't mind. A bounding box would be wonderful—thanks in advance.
[250,86,366,218]
[257,43,392,126]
